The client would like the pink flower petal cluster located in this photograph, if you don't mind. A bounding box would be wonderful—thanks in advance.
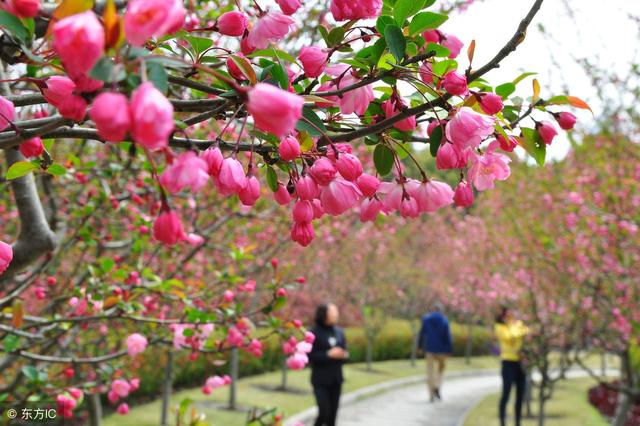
[202,375,232,394]
[330,0,382,21]
[246,12,295,50]
[160,151,209,194]
[125,0,186,46]
[126,333,148,357]
[445,106,496,150]
[52,11,104,78]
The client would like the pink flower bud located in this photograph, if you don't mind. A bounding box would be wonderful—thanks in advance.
[0,95,14,131]
[311,199,324,219]
[279,136,301,161]
[274,183,292,205]
[330,0,382,21]
[217,157,247,195]
[4,0,40,18]
[356,173,380,197]
[276,288,286,297]
[19,137,44,158]
[295,175,319,200]
[238,175,261,206]
[217,11,248,36]
[441,33,463,59]
[276,0,301,15]
[382,99,416,132]
[90,92,131,142]
[68,388,83,400]
[453,180,474,207]
[246,12,295,50]
[442,71,468,96]
[556,112,576,130]
[419,61,433,84]
[0,241,13,275]
[117,403,129,415]
[153,210,186,245]
[124,0,186,47]
[130,82,174,150]
[335,153,363,181]
[292,200,314,222]
[202,147,224,176]
[159,151,209,194]
[400,196,420,218]
[478,93,503,115]
[52,11,105,77]
[422,29,440,44]
[497,134,518,152]
[223,290,235,302]
[247,83,304,137]
[291,221,315,246]
[111,379,131,398]
[536,121,557,145]
[320,178,363,215]
[304,331,315,343]
[226,54,247,80]
[298,46,328,78]
[309,157,337,186]
[42,76,87,121]
[436,142,466,170]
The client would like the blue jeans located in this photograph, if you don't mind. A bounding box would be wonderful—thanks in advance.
[499,360,526,426]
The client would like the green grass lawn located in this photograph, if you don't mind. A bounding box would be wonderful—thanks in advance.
[463,377,607,426]
[104,356,498,426]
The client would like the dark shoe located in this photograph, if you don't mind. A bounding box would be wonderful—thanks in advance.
[434,388,441,400]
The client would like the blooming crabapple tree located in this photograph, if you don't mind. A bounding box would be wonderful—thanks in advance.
[0,0,588,421]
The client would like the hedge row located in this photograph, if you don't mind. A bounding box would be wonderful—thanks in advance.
[130,320,495,399]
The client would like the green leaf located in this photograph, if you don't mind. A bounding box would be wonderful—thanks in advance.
[6,161,37,180]
[384,24,406,63]
[184,36,213,57]
[520,127,546,166]
[248,48,297,64]
[512,72,537,85]
[89,57,115,82]
[327,26,345,48]
[376,15,396,36]
[296,107,326,137]
[46,164,67,176]
[495,82,516,99]
[424,42,450,57]
[0,10,29,43]
[373,144,395,176]
[266,166,278,192]
[429,124,442,157]
[3,334,19,352]
[409,11,448,35]
[21,366,39,382]
[269,62,289,90]
[394,0,426,26]
[432,59,457,77]
[147,61,168,93]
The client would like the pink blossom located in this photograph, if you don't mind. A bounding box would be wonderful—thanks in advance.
[238,175,261,206]
[555,112,576,130]
[247,12,295,50]
[497,134,518,152]
[335,153,363,181]
[0,95,14,131]
[124,0,185,46]
[202,147,223,176]
[52,11,104,77]
[227,54,247,80]
[160,152,209,194]
[111,379,131,398]
[410,180,454,213]
[217,157,247,195]
[330,0,382,21]
[442,71,468,96]
[217,11,247,36]
[400,196,420,218]
[419,61,433,84]
[335,71,374,115]
[422,29,440,44]
[295,175,319,200]
[42,76,87,121]
[468,142,511,191]
[293,200,314,222]
[309,157,337,186]
[304,331,315,343]
[453,180,474,207]
[247,338,263,357]
[126,333,148,357]
[57,394,77,418]
[436,142,467,170]
[130,82,175,150]
[382,99,416,131]
[129,378,140,391]
[117,403,129,415]
[286,352,309,370]
[279,136,301,161]
[360,197,383,222]
[0,241,12,275]
[90,92,131,142]
[72,74,104,93]
[68,388,83,400]
[299,46,328,78]
[247,83,304,137]
[226,326,244,347]
[356,173,380,197]
[153,209,186,245]
[478,93,503,115]
[537,121,558,145]
[276,0,301,15]
[274,184,292,205]
[3,0,40,18]
[291,221,315,247]
[445,107,496,150]
[19,137,44,158]
[441,34,463,58]
[320,177,363,215]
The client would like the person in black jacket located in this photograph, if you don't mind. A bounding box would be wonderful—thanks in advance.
[309,303,348,426]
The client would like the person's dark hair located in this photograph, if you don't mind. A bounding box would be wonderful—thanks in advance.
[495,306,509,324]
[315,303,330,327]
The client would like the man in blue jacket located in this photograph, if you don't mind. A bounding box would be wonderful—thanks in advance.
[418,302,453,402]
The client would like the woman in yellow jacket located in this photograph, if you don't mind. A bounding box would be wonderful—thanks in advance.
[495,306,529,426]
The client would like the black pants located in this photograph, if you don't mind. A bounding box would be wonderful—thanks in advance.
[499,360,526,426]
[313,381,342,426]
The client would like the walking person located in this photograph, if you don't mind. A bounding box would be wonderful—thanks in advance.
[309,303,349,426]
[418,302,453,402]
[495,306,529,426]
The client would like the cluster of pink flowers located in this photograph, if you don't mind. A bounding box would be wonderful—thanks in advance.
[0,240,12,275]
[283,331,315,370]
[56,388,83,418]
[107,377,140,415]
[126,333,148,357]
[201,374,232,395]
[170,323,214,351]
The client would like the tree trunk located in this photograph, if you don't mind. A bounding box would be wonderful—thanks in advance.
[524,370,533,418]
[280,357,288,390]
[228,347,239,410]
[612,392,630,426]
[464,316,472,365]
[366,335,373,371]
[88,392,102,426]
[160,350,174,426]
[600,351,607,377]
[410,321,418,367]
[537,384,547,426]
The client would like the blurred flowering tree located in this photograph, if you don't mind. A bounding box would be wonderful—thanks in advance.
[0,0,589,423]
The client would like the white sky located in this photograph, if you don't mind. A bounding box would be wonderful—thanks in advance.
[444,0,640,159]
